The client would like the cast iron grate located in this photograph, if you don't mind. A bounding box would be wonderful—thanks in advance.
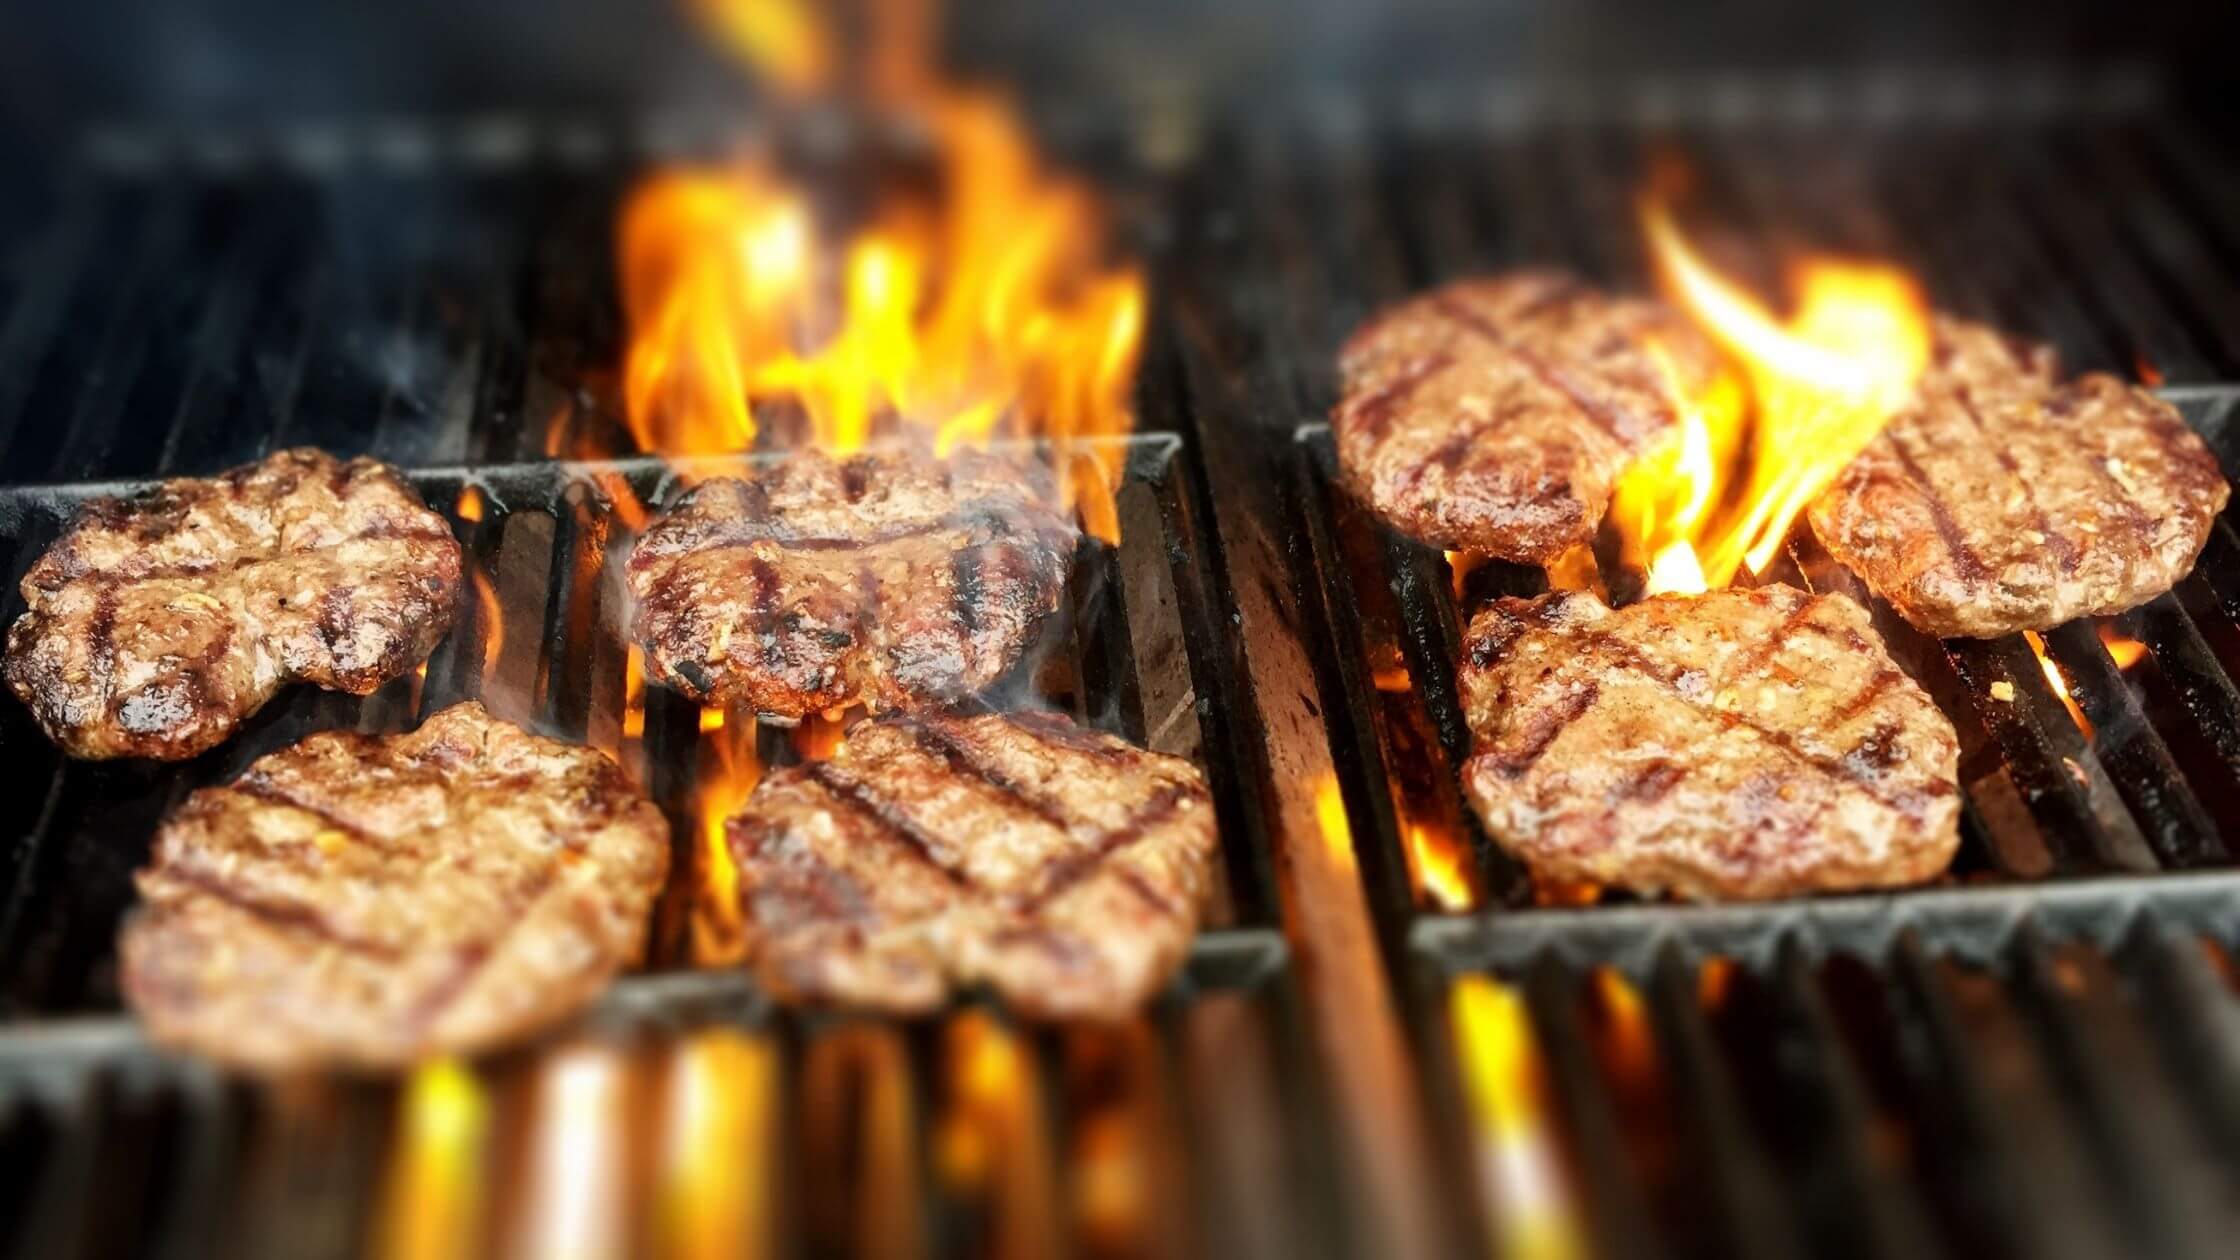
[0,436,1345,1260]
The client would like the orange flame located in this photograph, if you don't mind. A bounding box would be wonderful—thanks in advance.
[469,565,503,680]
[613,0,1145,522]
[1408,823,1476,912]
[692,708,762,964]
[455,484,485,523]
[372,1059,489,1260]
[688,0,833,95]
[1449,977,1588,1260]
[1614,200,1932,595]
[1313,774,1361,875]
[656,1031,779,1260]
[2025,630,2095,738]
[2100,627,2148,671]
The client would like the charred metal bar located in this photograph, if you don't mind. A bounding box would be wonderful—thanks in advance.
[1517,958,1668,1260]
[1643,947,1804,1260]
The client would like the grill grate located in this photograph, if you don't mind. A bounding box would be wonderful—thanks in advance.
[0,438,1345,1259]
[5,91,2240,1258]
[1147,102,2240,1255]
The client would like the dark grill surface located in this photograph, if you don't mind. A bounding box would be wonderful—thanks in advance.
[1,78,2239,1260]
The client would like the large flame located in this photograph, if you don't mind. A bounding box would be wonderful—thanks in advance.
[612,0,1145,497]
[1613,201,1932,595]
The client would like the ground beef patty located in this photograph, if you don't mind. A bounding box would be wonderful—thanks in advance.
[626,446,1077,721]
[1332,271,1721,562]
[726,710,1216,1018]
[119,702,669,1072]
[5,448,461,760]
[1458,585,1960,901]
[1808,318,2228,638]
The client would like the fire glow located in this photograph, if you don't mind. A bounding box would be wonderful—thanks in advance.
[1611,200,1933,596]
[614,0,1145,510]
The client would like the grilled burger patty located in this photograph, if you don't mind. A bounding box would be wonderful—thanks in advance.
[119,702,668,1072]
[1809,318,2228,638]
[626,447,1077,720]
[726,710,1216,1018]
[1458,586,1961,901]
[1332,271,1720,562]
[5,448,461,760]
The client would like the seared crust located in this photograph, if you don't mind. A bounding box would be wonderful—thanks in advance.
[4,448,461,759]
[119,702,669,1072]
[1332,271,1720,561]
[1808,318,2229,638]
[625,447,1077,719]
[1458,586,1960,901]
[726,710,1216,1018]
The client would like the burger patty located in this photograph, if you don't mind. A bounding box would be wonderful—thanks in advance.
[626,446,1078,720]
[1809,318,2229,638]
[5,448,462,760]
[1458,585,1961,901]
[119,702,669,1072]
[1331,271,1722,562]
[726,710,1216,1018]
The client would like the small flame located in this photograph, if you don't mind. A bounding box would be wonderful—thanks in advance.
[692,708,762,965]
[1614,199,1931,595]
[687,0,833,95]
[656,1031,779,1260]
[2025,630,2095,738]
[1313,774,1361,874]
[516,1048,628,1258]
[623,646,649,741]
[1542,545,1604,595]
[1407,823,1477,912]
[1696,957,1736,1010]
[455,485,485,524]
[1445,549,1483,603]
[469,565,503,680]
[936,1013,1058,1252]
[372,1059,489,1260]
[2100,627,2148,671]
[1590,969,1657,1090]
[1449,977,1588,1260]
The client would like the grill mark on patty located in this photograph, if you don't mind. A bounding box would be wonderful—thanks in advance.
[1114,867,1179,917]
[1431,296,1636,445]
[1953,386,2083,575]
[1719,593,1823,685]
[1004,709,1140,763]
[1342,352,1454,444]
[804,763,975,889]
[1835,669,1905,722]
[1881,426,1991,585]
[90,523,458,585]
[2065,406,2162,544]
[1483,680,1601,777]
[89,582,119,715]
[951,547,986,636]
[1027,783,1196,907]
[894,717,1080,834]
[411,865,564,1035]
[1503,278,1587,324]
[317,586,353,659]
[644,501,1026,557]
[1584,629,1946,814]
[1614,758,1687,804]
[158,864,401,959]
[226,777,398,852]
